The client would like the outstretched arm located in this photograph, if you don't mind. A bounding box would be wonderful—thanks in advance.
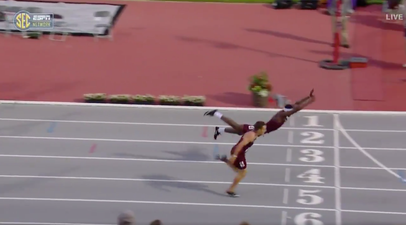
[284,90,316,117]
[294,96,312,106]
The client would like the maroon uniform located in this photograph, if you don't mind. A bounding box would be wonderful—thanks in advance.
[241,124,255,133]
[230,134,255,170]
[266,113,287,133]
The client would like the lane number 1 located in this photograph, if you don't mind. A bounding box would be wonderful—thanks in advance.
[303,116,323,127]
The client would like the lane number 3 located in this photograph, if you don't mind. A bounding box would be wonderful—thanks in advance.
[299,149,325,163]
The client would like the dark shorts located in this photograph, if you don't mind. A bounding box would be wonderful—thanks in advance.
[230,148,247,170]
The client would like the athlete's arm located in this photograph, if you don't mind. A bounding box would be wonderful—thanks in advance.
[284,96,315,117]
[229,132,255,164]
[283,90,315,117]
[294,96,311,106]
[283,96,315,117]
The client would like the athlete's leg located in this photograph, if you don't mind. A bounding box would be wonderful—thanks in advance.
[219,127,240,134]
[204,110,244,133]
[227,169,247,193]
[216,154,247,196]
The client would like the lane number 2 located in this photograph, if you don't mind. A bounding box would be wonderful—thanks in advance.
[300,132,325,144]
[297,189,324,205]
[294,212,324,225]
[299,149,325,163]
[297,168,325,184]
[303,116,323,127]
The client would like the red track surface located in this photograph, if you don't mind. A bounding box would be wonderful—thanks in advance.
[1,1,405,111]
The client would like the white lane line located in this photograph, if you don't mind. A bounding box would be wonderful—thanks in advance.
[0,135,405,151]
[0,175,334,188]
[0,154,334,167]
[1,154,406,170]
[341,166,406,170]
[289,116,295,126]
[280,211,288,225]
[1,118,406,133]
[0,118,330,131]
[0,135,335,149]
[1,175,406,192]
[0,99,405,114]
[0,197,336,212]
[1,197,405,215]
[337,118,403,180]
[0,223,109,225]
[287,131,294,144]
[284,168,291,182]
[286,149,292,162]
[341,209,406,215]
[282,188,289,204]
[333,114,342,225]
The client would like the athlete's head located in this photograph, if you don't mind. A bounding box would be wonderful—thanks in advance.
[253,121,266,136]
[282,104,293,118]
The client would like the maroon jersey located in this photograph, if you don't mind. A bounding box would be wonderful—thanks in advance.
[230,132,256,170]
[266,112,288,133]
[241,124,255,134]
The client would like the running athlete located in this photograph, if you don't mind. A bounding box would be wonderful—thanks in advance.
[204,89,315,139]
[215,121,267,197]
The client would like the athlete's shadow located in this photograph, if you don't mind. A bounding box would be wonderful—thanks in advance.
[113,146,212,161]
[142,174,227,198]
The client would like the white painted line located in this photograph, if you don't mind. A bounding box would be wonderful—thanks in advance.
[0,135,335,149]
[1,154,406,171]
[333,114,342,225]
[0,175,335,189]
[280,211,288,225]
[0,197,336,211]
[340,166,406,170]
[289,116,295,126]
[287,131,294,144]
[341,209,406,215]
[282,188,289,204]
[0,154,334,167]
[340,186,406,192]
[344,147,406,151]
[1,196,405,215]
[1,174,406,192]
[1,134,404,151]
[1,117,406,133]
[2,100,406,115]
[0,223,109,225]
[337,118,403,180]
[285,168,291,182]
[0,118,333,131]
[345,129,406,133]
[286,149,292,162]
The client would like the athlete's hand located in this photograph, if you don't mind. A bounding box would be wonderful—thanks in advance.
[309,89,314,97]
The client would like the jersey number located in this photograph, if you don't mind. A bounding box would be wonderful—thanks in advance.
[239,161,245,168]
